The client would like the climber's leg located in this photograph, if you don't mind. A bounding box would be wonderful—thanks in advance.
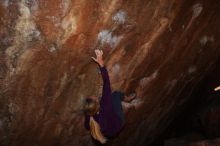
[112,91,125,124]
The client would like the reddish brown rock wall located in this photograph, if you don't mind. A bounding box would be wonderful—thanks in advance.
[0,0,220,145]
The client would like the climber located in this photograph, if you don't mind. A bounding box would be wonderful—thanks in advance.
[83,49,135,144]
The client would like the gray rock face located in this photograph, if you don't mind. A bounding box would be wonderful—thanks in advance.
[0,0,220,145]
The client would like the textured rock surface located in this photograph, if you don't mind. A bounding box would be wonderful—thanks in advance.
[0,0,220,146]
[165,137,220,146]
[186,138,220,146]
[198,92,220,138]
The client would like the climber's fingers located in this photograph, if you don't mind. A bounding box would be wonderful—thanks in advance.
[92,50,104,67]
[94,49,103,57]
[91,57,97,62]
[95,50,98,57]
[92,51,101,61]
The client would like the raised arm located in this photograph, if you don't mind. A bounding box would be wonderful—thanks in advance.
[91,50,112,106]
[100,66,112,103]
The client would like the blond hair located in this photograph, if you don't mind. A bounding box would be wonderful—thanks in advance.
[90,116,107,144]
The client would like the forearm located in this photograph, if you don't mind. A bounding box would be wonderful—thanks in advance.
[100,66,112,104]
[100,66,110,87]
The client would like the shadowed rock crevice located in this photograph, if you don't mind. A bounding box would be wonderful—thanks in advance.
[151,57,220,146]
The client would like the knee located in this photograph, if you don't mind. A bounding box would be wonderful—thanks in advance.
[112,91,124,97]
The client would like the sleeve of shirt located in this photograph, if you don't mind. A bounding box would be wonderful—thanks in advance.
[99,66,112,109]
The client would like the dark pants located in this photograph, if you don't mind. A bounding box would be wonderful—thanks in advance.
[112,91,125,124]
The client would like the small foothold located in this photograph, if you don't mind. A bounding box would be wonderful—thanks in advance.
[124,92,136,102]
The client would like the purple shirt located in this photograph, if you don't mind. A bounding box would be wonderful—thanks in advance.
[84,66,123,137]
